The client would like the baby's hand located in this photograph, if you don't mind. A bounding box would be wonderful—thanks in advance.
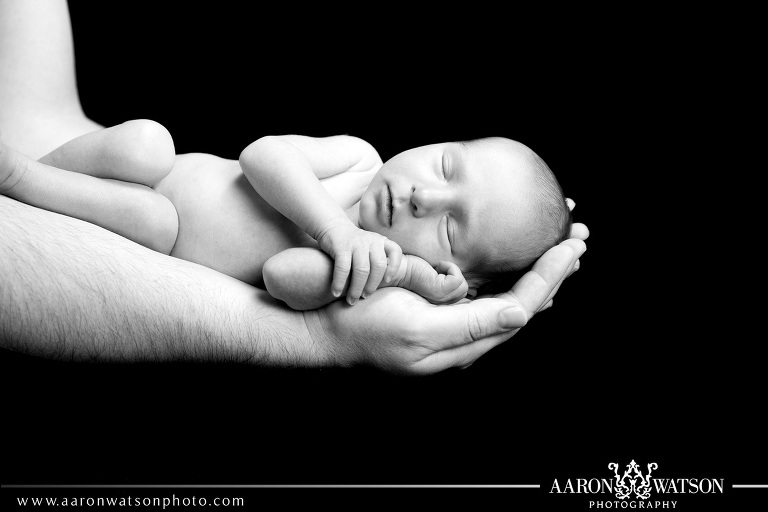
[316,219,403,305]
[395,255,469,305]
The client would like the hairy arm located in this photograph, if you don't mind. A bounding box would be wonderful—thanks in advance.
[0,195,326,366]
[0,194,587,374]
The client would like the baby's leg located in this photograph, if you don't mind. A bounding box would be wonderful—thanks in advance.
[39,119,176,187]
[2,2,178,254]
[0,121,179,254]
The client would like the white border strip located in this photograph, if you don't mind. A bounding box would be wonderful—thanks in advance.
[5,484,767,489]
[2,484,539,489]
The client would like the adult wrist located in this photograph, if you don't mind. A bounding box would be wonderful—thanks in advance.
[300,307,361,368]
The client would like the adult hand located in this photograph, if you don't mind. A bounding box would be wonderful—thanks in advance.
[306,223,588,375]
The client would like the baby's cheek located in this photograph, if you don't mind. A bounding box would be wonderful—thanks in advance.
[385,230,419,256]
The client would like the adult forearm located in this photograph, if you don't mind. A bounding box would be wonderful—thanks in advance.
[0,196,329,366]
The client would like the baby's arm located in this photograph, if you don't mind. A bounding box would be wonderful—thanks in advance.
[240,135,402,304]
[264,248,467,311]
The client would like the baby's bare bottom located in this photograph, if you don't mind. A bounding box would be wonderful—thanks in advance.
[0,120,180,254]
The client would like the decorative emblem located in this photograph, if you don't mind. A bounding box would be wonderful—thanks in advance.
[608,460,658,499]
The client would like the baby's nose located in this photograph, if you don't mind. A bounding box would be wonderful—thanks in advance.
[410,186,451,217]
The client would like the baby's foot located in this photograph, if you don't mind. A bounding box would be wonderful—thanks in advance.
[0,137,28,194]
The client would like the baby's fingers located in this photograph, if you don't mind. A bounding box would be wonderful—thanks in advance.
[331,250,352,298]
[435,260,465,283]
[434,261,469,303]
[346,247,370,305]
[383,240,403,284]
[362,249,388,299]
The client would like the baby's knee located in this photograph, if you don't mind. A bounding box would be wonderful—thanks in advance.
[113,119,176,186]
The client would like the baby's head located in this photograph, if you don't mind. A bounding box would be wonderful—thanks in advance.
[358,137,572,296]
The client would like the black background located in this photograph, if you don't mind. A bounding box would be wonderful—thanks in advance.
[3,2,765,509]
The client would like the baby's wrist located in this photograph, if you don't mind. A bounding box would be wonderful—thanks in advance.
[310,215,355,244]
[385,256,410,289]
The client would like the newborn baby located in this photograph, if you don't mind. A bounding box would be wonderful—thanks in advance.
[0,120,572,309]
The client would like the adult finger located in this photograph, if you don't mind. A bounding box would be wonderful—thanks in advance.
[536,239,586,311]
[571,222,589,240]
[498,238,586,317]
[411,328,513,375]
[565,259,580,279]
[413,297,528,354]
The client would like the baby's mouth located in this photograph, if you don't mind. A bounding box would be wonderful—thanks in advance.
[386,185,393,226]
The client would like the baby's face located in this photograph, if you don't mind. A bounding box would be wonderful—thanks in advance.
[358,138,537,272]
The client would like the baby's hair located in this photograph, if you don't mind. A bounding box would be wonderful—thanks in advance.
[464,140,572,296]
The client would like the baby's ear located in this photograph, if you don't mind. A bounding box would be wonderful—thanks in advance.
[565,198,576,211]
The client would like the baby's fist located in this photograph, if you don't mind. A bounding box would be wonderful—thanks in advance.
[397,256,468,304]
